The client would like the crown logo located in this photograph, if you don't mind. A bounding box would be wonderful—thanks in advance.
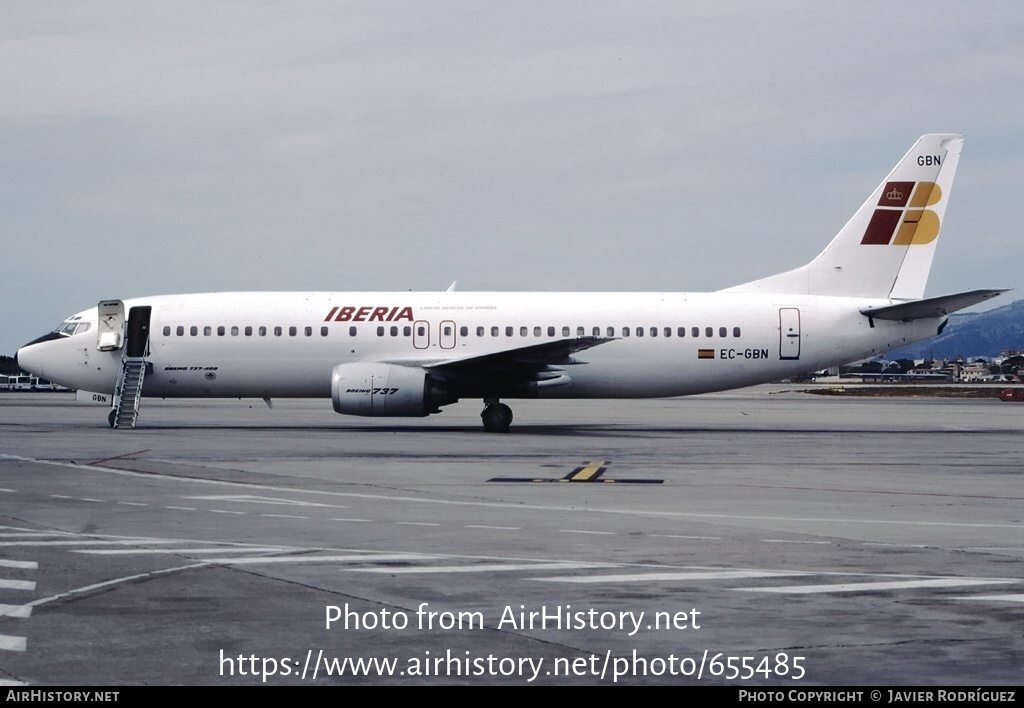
[886,187,903,201]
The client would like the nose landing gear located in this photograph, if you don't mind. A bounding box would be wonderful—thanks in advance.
[481,400,513,433]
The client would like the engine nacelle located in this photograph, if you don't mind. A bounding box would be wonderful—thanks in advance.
[331,363,452,417]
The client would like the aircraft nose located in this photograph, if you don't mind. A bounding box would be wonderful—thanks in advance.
[15,344,38,377]
[15,332,62,378]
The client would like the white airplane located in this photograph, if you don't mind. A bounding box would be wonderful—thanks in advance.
[16,134,1004,432]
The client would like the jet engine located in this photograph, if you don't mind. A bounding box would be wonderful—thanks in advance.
[331,363,454,417]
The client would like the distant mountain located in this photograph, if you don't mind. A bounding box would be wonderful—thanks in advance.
[885,297,1024,360]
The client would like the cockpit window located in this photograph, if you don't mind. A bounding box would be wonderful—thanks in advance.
[53,317,91,337]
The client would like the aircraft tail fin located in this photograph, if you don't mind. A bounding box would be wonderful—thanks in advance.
[723,134,964,299]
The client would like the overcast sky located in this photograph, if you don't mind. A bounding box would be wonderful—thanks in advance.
[3,2,1023,356]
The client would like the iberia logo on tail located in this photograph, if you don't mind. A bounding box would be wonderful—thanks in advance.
[860,181,942,246]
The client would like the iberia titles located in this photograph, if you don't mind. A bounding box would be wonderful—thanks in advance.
[324,306,415,323]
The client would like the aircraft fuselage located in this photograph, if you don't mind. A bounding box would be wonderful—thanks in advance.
[19,290,940,401]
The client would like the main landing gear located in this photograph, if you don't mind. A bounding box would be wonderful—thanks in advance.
[481,399,513,433]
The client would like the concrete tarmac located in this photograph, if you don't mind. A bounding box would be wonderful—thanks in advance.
[0,387,1022,685]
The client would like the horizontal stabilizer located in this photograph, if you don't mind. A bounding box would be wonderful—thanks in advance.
[860,289,1007,321]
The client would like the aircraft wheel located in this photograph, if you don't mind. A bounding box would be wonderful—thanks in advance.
[481,402,513,433]
[107,409,117,428]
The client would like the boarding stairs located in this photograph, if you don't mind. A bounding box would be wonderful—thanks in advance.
[112,356,147,429]
[109,304,152,430]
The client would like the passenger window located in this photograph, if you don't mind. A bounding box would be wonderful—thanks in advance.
[231,326,239,336]
[162,326,171,336]
[692,327,699,337]
[664,327,671,337]
[719,327,727,337]
[217,326,225,336]
[534,326,542,337]
[576,326,585,336]
[505,326,513,337]
[607,327,615,337]
[636,327,644,338]
[258,326,266,336]
[623,327,630,337]
[349,326,357,336]
[491,326,499,337]
[403,326,411,336]
[733,327,741,337]
[705,327,713,337]
[321,327,328,337]
[204,326,212,336]
[289,326,297,337]
[176,326,184,336]
[190,326,198,336]
[274,326,282,336]
[678,327,685,337]
[244,326,252,336]
[460,326,468,337]
[520,326,528,337]
[477,326,484,337]
[547,326,555,337]
[376,326,384,336]
[305,326,312,336]
[561,326,569,336]
[390,326,398,336]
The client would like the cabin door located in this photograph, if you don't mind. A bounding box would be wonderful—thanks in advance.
[779,308,801,360]
[96,300,125,351]
[125,306,152,358]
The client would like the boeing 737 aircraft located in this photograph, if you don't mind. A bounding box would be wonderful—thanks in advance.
[16,134,1004,431]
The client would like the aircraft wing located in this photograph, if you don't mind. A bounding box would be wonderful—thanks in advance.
[374,336,615,389]
[860,289,1007,321]
[426,336,613,369]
